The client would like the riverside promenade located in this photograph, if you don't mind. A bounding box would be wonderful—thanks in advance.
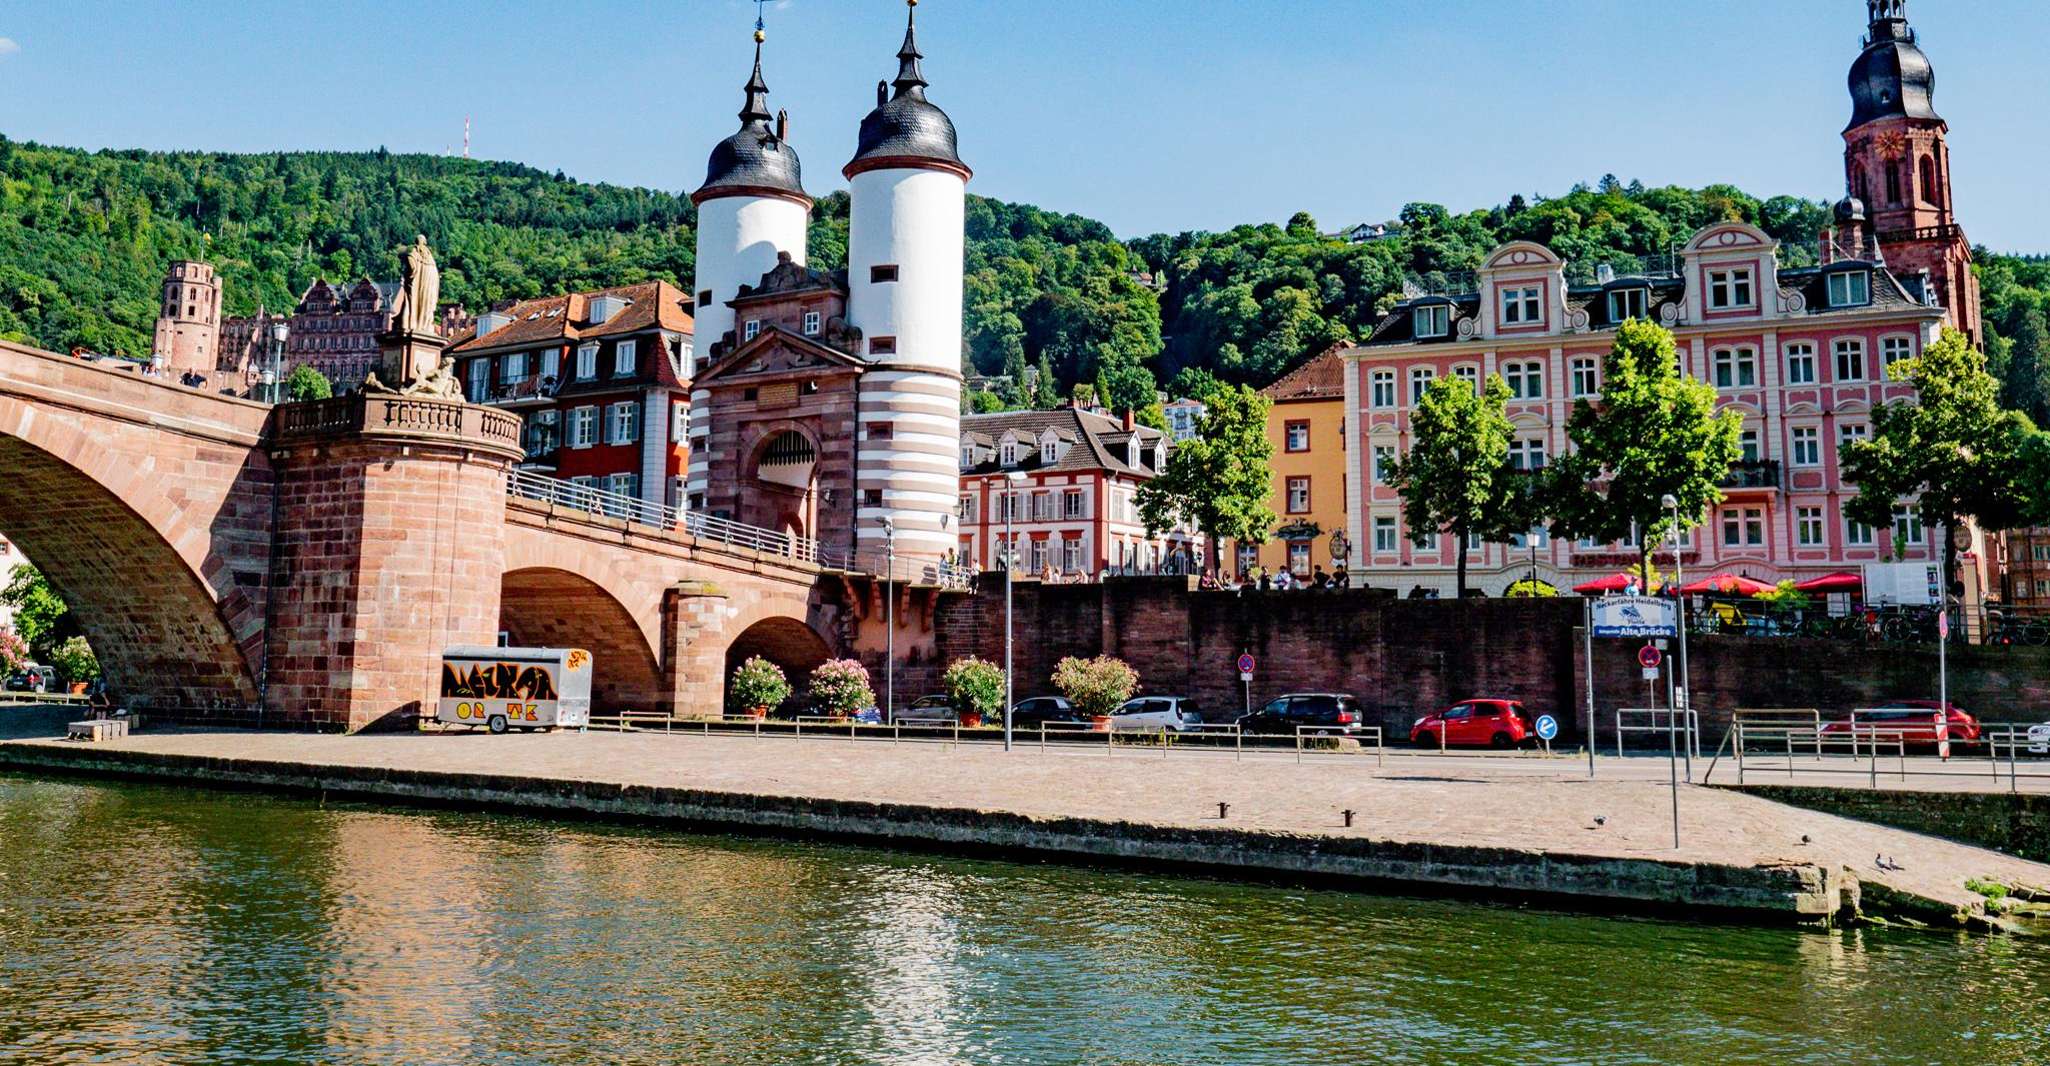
[2,717,2045,931]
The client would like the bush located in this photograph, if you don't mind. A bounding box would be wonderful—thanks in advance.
[286,364,333,402]
[0,629,26,676]
[942,657,1006,719]
[49,635,98,684]
[728,656,790,714]
[809,659,875,717]
[1051,655,1138,718]
[1753,580,1812,612]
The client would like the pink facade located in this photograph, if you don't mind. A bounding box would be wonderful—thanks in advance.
[1343,224,1946,596]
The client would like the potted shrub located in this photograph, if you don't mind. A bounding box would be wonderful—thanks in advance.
[728,656,790,718]
[1052,655,1138,731]
[942,657,1005,728]
[0,630,26,681]
[50,635,98,695]
[809,659,875,720]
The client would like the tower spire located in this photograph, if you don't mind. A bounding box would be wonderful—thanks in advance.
[892,0,928,100]
[740,4,772,124]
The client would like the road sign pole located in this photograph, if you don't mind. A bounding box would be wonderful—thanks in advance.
[1583,597,1597,780]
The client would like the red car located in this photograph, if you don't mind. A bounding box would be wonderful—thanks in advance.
[1818,701,1980,749]
[1411,699,1536,749]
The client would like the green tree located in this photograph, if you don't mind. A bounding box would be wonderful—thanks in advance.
[1844,328,2040,582]
[49,635,99,685]
[1998,307,2050,427]
[1387,374,1530,597]
[1548,319,1744,578]
[941,657,1006,722]
[285,363,333,402]
[1135,384,1275,575]
[1,565,76,660]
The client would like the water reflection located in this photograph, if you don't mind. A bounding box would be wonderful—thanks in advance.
[0,774,2044,1066]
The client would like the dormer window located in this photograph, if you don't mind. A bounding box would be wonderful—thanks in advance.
[589,294,630,325]
[1040,436,1059,464]
[1827,270,1871,308]
[743,320,761,342]
[1000,437,1019,466]
[1606,287,1648,322]
[802,311,821,336]
[1414,304,1450,338]
[1708,268,1755,310]
[1499,286,1542,325]
[478,311,513,338]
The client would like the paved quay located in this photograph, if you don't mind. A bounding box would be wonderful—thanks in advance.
[3,719,2046,930]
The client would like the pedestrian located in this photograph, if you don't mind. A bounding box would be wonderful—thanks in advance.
[1313,566,1330,589]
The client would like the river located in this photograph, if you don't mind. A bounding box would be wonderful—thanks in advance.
[0,774,2042,1065]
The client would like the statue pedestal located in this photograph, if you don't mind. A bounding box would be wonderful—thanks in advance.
[377,329,449,390]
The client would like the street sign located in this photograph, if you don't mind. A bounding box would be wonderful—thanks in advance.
[1592,595,1679,638]
[1637,645,1663,669]
[1534,715,1559,741]
[1239,671,1253,682]
[1237,653,1256,674]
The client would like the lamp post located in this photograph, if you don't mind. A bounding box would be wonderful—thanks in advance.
[265,321,290,403]
[1661,493,1687,850]
[1663,493,1692,781]
[881,515,895,725]
[1002,468,1026,751]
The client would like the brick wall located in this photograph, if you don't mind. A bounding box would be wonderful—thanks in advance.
[940,577,2050,744]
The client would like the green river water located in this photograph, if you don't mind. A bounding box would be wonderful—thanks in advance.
[0,774,2043,1065]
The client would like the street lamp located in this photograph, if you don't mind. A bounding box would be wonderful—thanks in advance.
[881,514,895,725]
[265,321,290,403]
[1662,492,1689,849]
[1003,468,1026,752]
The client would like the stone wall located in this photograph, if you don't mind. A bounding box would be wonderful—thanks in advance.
[940,577,2050,745]
[1730,785,2050,864]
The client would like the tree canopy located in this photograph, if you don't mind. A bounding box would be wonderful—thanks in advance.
[1387,374,1528,597]
[1136,384,1275,558]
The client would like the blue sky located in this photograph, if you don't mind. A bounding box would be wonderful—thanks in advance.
[3,1,2046,250]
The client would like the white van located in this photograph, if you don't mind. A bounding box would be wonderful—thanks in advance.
[1110,696,1203,733]
[436,646,592,734]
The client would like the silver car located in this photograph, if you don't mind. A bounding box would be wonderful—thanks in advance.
[2028,722,2050,755]
[1110,696,1203,733]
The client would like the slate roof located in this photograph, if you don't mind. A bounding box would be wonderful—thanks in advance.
[959,408,1168,477]
[845,7,967,177]
[696,43,808,202]
[1263,345,1348,402]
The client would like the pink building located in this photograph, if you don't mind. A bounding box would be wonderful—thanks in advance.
[956,408,1193,578]
[1342,220,1946,596]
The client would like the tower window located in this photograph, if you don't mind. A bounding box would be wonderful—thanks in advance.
[870,336,897,356]
[698,290,713,307]
[1918,155,1938,203]
[1885,162,1902,204]
[870,265,900,284]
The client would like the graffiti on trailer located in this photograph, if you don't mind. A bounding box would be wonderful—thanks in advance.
[441,662,560,702]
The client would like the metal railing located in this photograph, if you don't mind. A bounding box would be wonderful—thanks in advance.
[1294,725,1385,766]
[1615,707,1702,760]
[0,690,89,706]
[1726,721,2049,791]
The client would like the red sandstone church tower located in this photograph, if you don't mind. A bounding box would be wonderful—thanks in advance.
[1841,0,1981,346]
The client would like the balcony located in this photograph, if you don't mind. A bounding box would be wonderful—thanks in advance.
[1720,459,1782,491]
[479,375,559,407]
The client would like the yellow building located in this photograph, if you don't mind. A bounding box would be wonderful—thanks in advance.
[1245,346,1351,580]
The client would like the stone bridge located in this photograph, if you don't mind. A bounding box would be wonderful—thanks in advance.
[0,341,954,731]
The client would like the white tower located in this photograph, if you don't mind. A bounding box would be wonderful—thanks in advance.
[845,0,969,564]
[686,26,811,507]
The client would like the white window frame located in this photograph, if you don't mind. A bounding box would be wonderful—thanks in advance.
[576,343,598,380]
[1370,369,1397,408]
[613,339,637,376]
[1569,356,1599,398]
[1500,285,1542,325]
[1828,270,1871,308]
[1833,338,1867,382]
[1712,347,1757,389]
[1846,515,1875,547]
[1506,360,1544,400]
[569,406,598,448]
[1064,489,1085,519]
[1284,422,1310,452]
[1721,506,1765,547]
[1372,445,1395,484]
[1797,506,1825,547]
[802,311,822,336]
[1409,367,1435,405]
[1606,287,1648,322]
[1708,268,1756,310]
[1784,342,1817,385]
[1414,304,1450,338]
[1892,505,1924,545]
[466,359,489,400]
[1791,426,1821,467]
[1286,476,1311,514]
[1453,365,1480,393]
[607,401,640,445]
[1880,335,1913,370]
[1373,515,1399,553]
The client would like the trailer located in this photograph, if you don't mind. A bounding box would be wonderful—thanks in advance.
[436,646,592,734]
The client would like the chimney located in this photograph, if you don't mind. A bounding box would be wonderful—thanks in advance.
[776,109,789,143]
[1595,263,1615,285]
[1121,409,1136,431]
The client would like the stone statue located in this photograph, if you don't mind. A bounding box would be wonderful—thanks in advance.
[399,234,440,336]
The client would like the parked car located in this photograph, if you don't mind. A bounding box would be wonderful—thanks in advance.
[5,664,56,694]
[897,694,957,723]
[1009,696,1082,729]
[1236,693,1369,736]
[2028,722,2050,756]
[1110,696,1204,733]
[1818,701,1980,749]
[1411,699,1536,749]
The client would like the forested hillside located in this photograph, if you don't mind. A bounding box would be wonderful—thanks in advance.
[1,138,2044,424]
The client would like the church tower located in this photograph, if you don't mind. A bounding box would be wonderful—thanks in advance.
[1841,0,1980,345]
[151,259,223,375]
[844,0,969,564]
[687,22,812,507]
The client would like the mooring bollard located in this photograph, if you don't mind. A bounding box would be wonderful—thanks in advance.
[1342,809,1355,828]
[1217,801,1230,819]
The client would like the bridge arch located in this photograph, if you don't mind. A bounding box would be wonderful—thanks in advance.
[722,608,833,713]
[0,412,264,711]
[499,567,663,714]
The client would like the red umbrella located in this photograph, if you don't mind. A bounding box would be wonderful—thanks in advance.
[1793,571,1862,593]
[1573,572,1638,594]
[1680,573,1777,596]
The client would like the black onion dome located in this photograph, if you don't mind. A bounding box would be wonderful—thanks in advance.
[1846,2,1940,130]
[695,41,809,204]
[844,3,969,178]
[1834,196,1867,224]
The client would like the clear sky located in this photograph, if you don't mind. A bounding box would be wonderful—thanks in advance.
[3,1,2045,250]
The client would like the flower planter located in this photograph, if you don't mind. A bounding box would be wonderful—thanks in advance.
[958,711,983,729]
[745,706,769,720]
[68,682,89,696]
[1091,715,1113,732]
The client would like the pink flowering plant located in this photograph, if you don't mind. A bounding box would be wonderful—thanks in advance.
[808,658,875,717]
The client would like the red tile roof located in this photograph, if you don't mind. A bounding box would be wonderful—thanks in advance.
[447,281,694,354]
[1262,344,1347,402]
